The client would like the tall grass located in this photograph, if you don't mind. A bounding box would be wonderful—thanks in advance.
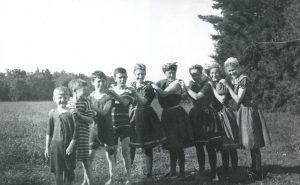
[0,101,300,185]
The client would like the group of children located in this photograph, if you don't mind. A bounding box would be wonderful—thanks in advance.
[44,58,271,185]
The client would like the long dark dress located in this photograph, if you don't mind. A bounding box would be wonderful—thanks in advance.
[214,81,240,149]
[129,81,166,148]
[188,80,222,146]
[156,79,193,150]
[48,109,77,174]
[233,74,271,149]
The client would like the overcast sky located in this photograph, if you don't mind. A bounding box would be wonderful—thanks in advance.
[0,0,220,82]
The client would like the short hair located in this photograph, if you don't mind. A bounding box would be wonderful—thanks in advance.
[53,86,70,97]
[224,57,239,69]
[189,64,203,74]
[91,71,107,81]
[68,79,88,92]
[162,62,178,73]
[133,63,146,73]
[203,62,221,76]
[114,67,127,77]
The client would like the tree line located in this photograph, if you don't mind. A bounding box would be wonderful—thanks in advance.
[199,0,300,113]
[0,69,114,101]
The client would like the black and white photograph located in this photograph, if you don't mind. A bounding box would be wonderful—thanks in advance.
[0,0,299,184]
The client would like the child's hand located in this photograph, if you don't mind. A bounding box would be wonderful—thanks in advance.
[208,80,214,86]
[44,148,49,159]
[151,83,159,90]
[66,143,74,155]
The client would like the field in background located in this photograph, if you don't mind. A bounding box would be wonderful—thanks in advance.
[1,101,300,185]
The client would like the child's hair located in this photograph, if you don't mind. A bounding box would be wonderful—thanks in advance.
[113,67,127,77]
[53,86,70,97]
[91,71,107,81]
[68,79,88,92]
[189,64,203,75]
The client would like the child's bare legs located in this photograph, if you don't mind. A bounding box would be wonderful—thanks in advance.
[105,145,117,185]
[121,137,132,184]
[81,161,91,185]
[56,172,63,185]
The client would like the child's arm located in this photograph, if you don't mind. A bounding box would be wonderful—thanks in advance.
[66,139,76,155]
[182,81,206,100]
[44,110,54,159]
[66,114,78,155]
[128,87,148,105]
[44,134,51,159]
[221,79,246,104]
[151,80,181,97]
[107,89,132,107]
[208,81,226,104]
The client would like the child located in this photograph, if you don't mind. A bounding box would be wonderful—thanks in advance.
[105,67,135,185]
[152,62,193,179]
[44,86,77,185]
[129,63,166,179]
[222,57,271,180]
[182,64,222,181]
[67,79,95,185]
[206,62,239,178]
[88,71,116,183]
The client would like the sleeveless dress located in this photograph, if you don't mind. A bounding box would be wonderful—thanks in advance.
[129,81,166,148]
[157,79,193,150]
[89,92,115,147]
[48,109,77,174]
[68,97,95,162]
[188,80,222,146]
[233,74,271,149]
[213,81,239,149]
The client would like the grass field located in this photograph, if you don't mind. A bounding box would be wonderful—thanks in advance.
[1,101,300,185]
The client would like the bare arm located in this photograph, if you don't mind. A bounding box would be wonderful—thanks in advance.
[129,87,148,105]
[152,81,181,97]
[107,89,131,107]
[223,80,246,104]
[44,135,51,159]
[182,82,205,100]
[208,82,226,104]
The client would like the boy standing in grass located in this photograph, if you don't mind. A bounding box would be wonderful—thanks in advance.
[67,79,95,185]
[104,67,135,185]
[44,86,78,185]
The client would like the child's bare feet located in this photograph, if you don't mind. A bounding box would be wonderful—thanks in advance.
[105,178,114,185]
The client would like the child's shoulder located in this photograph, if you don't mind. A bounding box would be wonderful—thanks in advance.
[48,109,56,116]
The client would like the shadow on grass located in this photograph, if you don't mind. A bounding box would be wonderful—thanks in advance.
[129,166,258,185]
[264,164,300,174]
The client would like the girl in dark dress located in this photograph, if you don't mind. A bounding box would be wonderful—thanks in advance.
[129,63,166,179]
[222,57,271,180]
[182,64,222,181]
[151,62,193,178]
[44,86,77,185]
[205,62,239,177]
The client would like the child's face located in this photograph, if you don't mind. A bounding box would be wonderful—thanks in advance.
[75,87,88,99]
[53,92,69,108]
[114,73,127,86]
[164,70,176,81]
[190,69,202,82]
[134,69,146,83]
[92,78,107,91]
[209,67,221,82]
[226,65,239,79]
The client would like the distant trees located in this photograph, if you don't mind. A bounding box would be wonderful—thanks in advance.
[199,0,300,113]
[0,69,114,101]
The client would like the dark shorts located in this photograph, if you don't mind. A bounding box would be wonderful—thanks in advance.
[113,127,132,145]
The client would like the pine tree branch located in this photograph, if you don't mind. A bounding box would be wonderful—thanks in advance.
[256,38,300,44]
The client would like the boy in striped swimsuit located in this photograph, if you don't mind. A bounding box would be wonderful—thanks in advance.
[105,67,135,185]
[68,79,94,185]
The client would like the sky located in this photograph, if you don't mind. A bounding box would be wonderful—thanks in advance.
[0,0,220,82]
